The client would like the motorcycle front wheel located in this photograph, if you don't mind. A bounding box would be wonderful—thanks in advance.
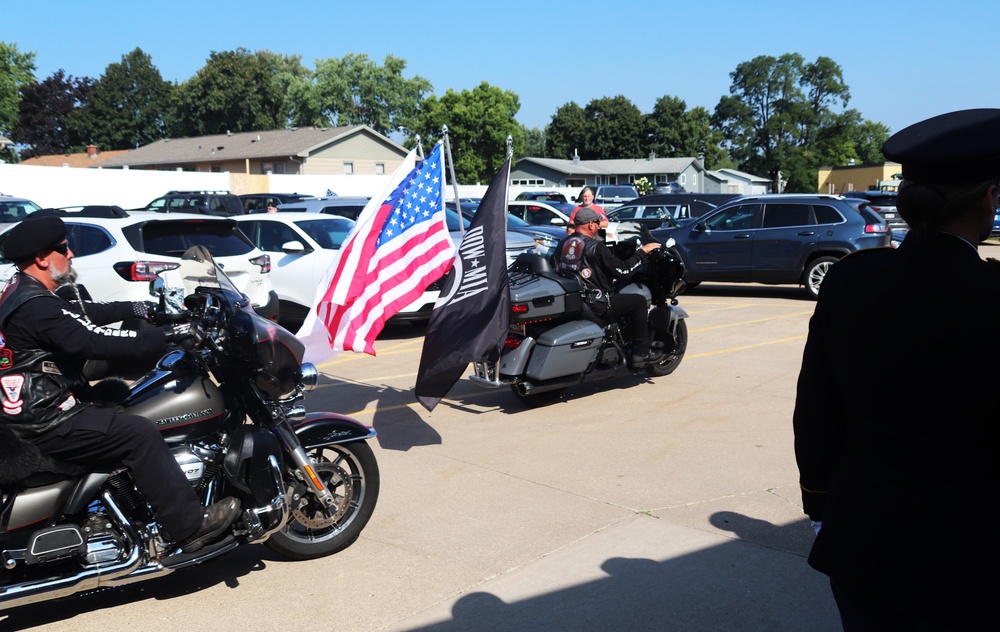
[647,319,688,377]
[266,441,380,560]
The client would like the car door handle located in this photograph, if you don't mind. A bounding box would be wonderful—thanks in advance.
[798,231,816,236]
[733,233,751,239]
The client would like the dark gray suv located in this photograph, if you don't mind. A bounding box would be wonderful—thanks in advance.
[650,194,891,298]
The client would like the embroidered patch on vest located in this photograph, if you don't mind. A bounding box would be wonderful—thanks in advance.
[1,374,25,415]
[0,348,11,370]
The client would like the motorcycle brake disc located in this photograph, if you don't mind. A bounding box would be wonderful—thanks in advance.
[291,461,353,528]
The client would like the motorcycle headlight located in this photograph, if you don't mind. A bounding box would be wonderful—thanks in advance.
[298,362,319,391]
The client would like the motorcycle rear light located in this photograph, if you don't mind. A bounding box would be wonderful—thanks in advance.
[250,254,271,273]
[113,261,179,282]
[511,303,529,314]
[503,335,523,349]
[864,224,888,234]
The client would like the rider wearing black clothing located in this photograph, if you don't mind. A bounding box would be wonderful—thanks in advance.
[555,207,664,365]
[0,215,240,553]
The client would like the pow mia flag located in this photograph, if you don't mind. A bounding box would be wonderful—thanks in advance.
[415,157,512,412]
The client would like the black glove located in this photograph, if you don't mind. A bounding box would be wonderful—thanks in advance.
[133,301,159,322]
[163,322,204,349]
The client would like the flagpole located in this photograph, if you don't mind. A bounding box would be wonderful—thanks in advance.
[442,124,465,237]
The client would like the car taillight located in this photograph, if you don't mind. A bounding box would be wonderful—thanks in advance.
[113,261,179,282]
[250,254,271,273]
[864,223,888,234]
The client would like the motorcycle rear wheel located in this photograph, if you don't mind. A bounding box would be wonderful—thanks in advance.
[266,441,380,560]
[647,319,688,377]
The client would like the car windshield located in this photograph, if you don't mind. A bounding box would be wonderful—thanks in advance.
[137,219,255,257]
[0,200,42,223]
[445,208,471,231]
[294,217,355,249]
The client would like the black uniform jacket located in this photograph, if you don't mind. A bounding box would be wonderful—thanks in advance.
[793,231,999,605]
[0,273,167,438]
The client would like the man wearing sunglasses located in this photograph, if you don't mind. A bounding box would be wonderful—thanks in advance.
[556,207,663,366]
[0,215,241,554]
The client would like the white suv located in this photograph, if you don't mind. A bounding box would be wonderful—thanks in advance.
[0,208,278,320]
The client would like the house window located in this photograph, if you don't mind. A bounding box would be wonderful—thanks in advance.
[375,163,385,175]
[512,179,544,186]
[655,175,667,184]
[566,178,585,188]
[210,165,222,173]
[343,161,354,175]
[262,161,286,175]
[680,174,687,185]
[692,174,697,188]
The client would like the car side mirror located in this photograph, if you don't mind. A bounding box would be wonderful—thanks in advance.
[551,218,566,226]
[281,240,311,254]
[693,222,708,233]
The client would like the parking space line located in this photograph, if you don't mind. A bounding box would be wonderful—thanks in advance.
[690,310,814,332]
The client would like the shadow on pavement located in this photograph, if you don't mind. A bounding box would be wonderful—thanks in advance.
[403,513,839,632]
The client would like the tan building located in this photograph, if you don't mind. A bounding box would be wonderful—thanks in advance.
[96,125,409,176]
[818,162,903,194]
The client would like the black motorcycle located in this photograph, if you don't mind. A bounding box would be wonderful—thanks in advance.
[470,222,689,405]
[0,247,379,609]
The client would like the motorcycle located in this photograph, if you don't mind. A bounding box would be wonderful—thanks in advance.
[0,246,379,610]
[470,222,689,405]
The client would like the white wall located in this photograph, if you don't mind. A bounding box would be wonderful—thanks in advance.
[0,164,586,208]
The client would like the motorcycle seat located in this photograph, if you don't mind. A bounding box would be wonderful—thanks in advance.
[0,425,87,487]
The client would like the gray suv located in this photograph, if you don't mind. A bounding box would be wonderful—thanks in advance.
[651,194,891,298]
[136,190,244,216]
[276,196,372,220]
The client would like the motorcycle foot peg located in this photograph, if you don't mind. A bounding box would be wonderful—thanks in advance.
[241,508,266,542]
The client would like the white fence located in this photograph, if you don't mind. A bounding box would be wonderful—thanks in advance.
[0,163,584,209]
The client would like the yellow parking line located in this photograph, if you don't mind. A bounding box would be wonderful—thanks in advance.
[690,310,814,332]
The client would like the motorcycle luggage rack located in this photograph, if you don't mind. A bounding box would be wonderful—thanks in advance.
[469,361,512,388]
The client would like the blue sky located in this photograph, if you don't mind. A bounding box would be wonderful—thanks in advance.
[7,0,999,137]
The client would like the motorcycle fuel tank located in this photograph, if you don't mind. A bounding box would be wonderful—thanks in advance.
[121,351,226,443]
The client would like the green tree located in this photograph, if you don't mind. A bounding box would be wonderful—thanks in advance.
[12,70,93,157]
[312,53,431,135]
[520,124,546,158]
[1,41,36,161]
[413,82,523,183]
[645,96,728,168]
[712,54,855,192]
[545,102,586,159]
[69,48,172,150]
[168,48,284,137]
[581,96,644,159]
[255,51,317,127]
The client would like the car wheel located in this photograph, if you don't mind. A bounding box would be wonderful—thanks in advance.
[803,256,840,299]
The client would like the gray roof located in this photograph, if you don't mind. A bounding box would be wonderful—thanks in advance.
[516,156,702,175]
[0,135,12,146]
[712,168,771,183]
[98,125,406,168]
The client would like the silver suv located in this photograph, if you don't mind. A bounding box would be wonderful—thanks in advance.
[276,196,372,220]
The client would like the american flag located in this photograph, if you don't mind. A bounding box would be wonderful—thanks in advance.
[297,144,455,358]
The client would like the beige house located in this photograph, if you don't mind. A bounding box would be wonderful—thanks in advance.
[818,162,903,194]
[97,125,409,176]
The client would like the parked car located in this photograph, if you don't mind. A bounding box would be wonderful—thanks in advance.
[652,182,687,194]
[842,190,904,230]
[445,202,541,265]
[453,202,563,257]
[0,193,42,224]
[649,194,891,299]
[512,191,576,217]
[507,200,571,227]
[0,209,278,319]
[239,193,313,213]
[134,190,245,216]
[591,185,639,210]
[276,196,372,220]
[605,203,686,232]
[621,193,743,221]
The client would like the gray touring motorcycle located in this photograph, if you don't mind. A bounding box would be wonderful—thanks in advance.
[0,247,379,610]
[471,223,689,405]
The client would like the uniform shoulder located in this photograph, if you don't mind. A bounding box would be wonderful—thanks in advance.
[839,246,894,263]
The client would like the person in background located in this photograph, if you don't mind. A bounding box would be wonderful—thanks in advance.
[567,186,607,235]
[793,109,1000,630]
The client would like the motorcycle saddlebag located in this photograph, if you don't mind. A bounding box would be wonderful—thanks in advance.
[509,270,583,324]
[525,320,604,381]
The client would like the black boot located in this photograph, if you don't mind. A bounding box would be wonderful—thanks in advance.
[630,350,664,367]
[181,497,241,553]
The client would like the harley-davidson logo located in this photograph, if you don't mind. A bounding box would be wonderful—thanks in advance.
[155,408,214,425]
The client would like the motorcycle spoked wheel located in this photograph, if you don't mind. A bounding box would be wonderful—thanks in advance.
[265,441,380,560]
[647,319,688,377]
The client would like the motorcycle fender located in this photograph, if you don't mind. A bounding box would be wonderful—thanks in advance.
[292,413,376,451]
[648,305,689,333]
[499,336,536,376]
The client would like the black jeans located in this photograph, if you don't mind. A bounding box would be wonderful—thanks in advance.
[605,293,650,355]
[31,408,204,540]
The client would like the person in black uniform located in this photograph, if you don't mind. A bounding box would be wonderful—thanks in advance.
[793,109,1000,630]
[556,207,663,365]
[0,215,240,554]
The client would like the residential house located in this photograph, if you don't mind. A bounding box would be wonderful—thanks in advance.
[20,144,130,168]
[706,168,772,195]
[511,154,711,192]
[97,125,409,176]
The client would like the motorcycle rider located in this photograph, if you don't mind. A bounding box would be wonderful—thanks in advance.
[555,207,664,366]
[0,215,240,554]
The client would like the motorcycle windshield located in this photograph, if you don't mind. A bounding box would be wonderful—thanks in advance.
[158,245,246,310]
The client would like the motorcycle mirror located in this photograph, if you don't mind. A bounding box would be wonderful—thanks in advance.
[149,276,166,297]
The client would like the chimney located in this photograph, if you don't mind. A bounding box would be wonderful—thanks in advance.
[86,144,97,158]
[648,152,655,161]
[572,149,580,166]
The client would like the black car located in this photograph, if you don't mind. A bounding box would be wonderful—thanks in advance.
[650,194,891,299]
[842,190,904,230]
[239,193,313,213]
[135,190,244,216]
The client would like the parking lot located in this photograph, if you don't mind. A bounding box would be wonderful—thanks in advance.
[12,240,997,632]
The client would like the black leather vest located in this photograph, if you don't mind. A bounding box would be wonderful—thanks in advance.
[0,274,86,439]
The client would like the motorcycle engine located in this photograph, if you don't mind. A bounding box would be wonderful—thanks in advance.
[171,444,220,487]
